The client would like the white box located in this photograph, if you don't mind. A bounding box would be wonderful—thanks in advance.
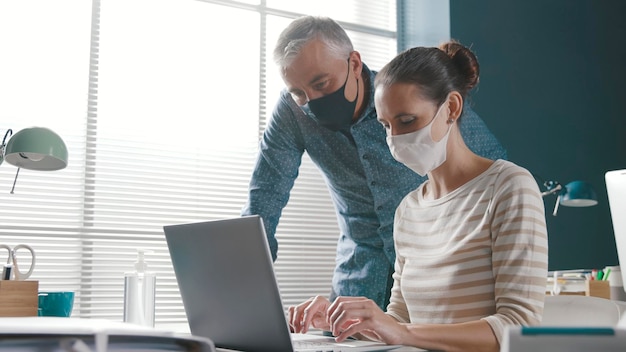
[501,326,626,352]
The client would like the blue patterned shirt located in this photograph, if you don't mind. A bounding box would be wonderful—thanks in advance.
[242,65,507,309]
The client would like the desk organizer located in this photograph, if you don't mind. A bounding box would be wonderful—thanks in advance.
[0,280,39,316]
[585,279,611,299]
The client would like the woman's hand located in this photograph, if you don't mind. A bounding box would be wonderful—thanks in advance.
[327,296,406,345]
[287,295,332,333]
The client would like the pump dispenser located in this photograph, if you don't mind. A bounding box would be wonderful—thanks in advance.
[123,249,156,327]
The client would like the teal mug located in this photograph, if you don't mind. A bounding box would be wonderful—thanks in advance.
[38,291,75,317]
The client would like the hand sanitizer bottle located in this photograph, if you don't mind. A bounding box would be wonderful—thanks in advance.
[123,249,156,327]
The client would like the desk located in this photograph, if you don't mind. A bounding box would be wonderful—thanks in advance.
[157,323,426,351]
[213,346,426,351]
[215,345,424,352]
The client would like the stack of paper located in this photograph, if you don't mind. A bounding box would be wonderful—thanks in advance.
[0,317,215,352]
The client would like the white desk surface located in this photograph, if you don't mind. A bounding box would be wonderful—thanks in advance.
[157,323,426,351]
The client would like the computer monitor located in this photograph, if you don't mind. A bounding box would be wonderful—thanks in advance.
[605,169,626,294]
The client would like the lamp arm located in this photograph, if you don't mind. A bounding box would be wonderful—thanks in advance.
[2,129,12,146]
[541,183,562,197]
[0,129,13,166]
[552,194,561,216]
[10,168,20,194]
[540,181,563,217]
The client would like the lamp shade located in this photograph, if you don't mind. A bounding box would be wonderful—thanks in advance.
[4,127,68,171]
[560,180,598,207]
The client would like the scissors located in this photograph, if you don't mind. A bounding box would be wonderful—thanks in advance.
[0,244,36,280]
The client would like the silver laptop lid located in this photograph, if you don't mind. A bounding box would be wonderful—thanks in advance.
[606,169,626,294]
[164,215,294,352]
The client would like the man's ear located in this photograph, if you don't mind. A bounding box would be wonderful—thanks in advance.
[349,51,363,76]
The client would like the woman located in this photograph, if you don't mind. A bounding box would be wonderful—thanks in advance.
[288,41,548,352]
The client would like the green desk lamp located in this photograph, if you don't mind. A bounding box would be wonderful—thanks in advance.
[541,180,598,216]
[1,127,68,193]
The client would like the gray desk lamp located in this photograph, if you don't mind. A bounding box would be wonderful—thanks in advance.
[1,127,68,193]
[541,180,598,216]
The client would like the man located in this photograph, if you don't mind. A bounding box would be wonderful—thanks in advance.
[242,16,506,309]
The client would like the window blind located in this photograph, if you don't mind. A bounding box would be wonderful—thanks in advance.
[0,0,92,304]
[0,0,398,324]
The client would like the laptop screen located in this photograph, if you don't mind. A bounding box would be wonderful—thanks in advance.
[164,216,295,352]
[606,169,626,294]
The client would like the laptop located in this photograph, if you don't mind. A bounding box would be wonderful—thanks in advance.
[163,215,403,352]
[606,169,626,295]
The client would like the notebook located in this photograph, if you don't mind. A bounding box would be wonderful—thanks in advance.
[163,215,403,352]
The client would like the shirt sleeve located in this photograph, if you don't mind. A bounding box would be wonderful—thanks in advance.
[481,165,549,344]
[241,93,305,261]
[385,198,411,324]
[459,104,508,161]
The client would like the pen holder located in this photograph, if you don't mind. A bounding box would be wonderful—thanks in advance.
[0,280,39,316]
[585,280,611,299]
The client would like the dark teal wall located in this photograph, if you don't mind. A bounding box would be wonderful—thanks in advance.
[450,1,626,270]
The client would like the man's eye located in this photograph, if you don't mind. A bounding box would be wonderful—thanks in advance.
[313,80,329,91]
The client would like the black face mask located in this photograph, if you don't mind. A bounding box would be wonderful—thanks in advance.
[305,61,359,132]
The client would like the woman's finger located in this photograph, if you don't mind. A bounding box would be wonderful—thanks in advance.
[301,296,331,333]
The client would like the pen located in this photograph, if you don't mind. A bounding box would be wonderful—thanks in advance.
[596,270,604,281]
[603,268,611,281]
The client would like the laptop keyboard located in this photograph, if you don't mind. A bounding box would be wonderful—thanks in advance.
[291,334,402,352]
[293,338,346,351]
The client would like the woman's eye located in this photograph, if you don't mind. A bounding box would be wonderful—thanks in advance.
[399,116,416,125]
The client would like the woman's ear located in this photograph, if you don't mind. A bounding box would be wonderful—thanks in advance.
[447,91,464,121]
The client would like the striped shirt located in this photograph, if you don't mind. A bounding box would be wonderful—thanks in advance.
[386,159,548,344]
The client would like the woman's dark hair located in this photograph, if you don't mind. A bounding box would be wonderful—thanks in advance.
[375,40,479,106]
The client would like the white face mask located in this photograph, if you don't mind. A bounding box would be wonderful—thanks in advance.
[386,101,451,176]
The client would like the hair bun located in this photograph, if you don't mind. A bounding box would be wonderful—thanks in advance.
[439,40,479,93]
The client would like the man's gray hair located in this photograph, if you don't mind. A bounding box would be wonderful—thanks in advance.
[273,16,354,69]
